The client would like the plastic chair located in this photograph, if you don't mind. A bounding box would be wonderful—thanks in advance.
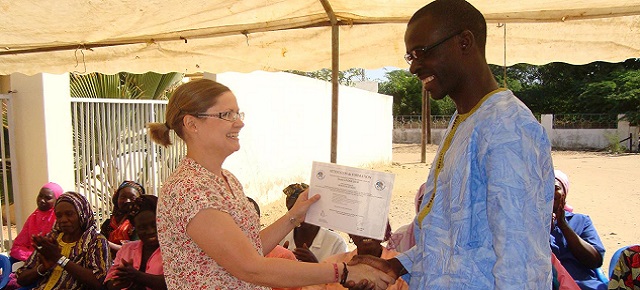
[595,267,608,284]
[608,245,639,278]
[0,254,12,289]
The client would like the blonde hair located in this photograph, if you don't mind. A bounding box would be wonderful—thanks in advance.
[147,79,230,146]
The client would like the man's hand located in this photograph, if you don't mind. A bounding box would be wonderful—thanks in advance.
[349,255,397,278]
[344,262,396,290]
[344,255,404,289]
[292,243,319,263]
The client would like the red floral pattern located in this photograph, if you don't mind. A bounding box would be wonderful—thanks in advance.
[157,157,268,289]
[609,245,640,290]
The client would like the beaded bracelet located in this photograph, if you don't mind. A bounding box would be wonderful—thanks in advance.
[36,264,48,277]
[332,263,339,283]
[339,262,349,285]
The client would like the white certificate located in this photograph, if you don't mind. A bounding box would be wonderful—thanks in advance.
[305,161,394,240]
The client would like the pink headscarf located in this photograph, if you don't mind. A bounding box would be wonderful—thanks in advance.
[41,182,64,198]
[554,170,573,212]
[554,170,570,196]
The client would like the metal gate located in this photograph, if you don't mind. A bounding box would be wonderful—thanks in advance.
[71,98,186,227]
[0,94,17,253]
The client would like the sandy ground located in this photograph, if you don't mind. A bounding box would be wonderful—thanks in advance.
[261,144,640,274]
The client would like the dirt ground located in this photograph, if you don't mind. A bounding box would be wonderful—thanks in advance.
[261,144,640,274]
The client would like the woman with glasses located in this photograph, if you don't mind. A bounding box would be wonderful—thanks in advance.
[147,79,394,290]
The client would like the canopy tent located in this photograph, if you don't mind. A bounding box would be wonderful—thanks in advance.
[2,0,640,163]
[1,0,640,75]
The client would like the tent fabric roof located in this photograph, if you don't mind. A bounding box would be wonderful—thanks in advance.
[2,0,640,75]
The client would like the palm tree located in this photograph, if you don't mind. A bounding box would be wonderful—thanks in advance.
[70,72,183,99]
[69,72,184,222]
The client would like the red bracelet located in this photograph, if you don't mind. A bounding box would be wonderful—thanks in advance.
[332,263,339,283]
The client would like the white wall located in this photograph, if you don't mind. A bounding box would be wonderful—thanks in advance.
[9,73,75,228]
[551,129,617,149]
[218,71,392,205]
[394,114,636,151]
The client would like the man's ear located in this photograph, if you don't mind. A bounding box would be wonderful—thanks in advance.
[458,30,474,53]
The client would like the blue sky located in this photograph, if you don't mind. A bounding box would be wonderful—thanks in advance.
[365,66,404,82]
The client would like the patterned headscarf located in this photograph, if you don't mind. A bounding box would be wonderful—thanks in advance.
[42,182,64,198]
[112,180,146,211]
[53,191,99,257]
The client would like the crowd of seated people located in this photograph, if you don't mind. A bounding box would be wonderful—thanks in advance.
[5,181,166,290]
[4,174,635,290]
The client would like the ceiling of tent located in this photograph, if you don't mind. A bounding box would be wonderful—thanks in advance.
[1,0,640,75]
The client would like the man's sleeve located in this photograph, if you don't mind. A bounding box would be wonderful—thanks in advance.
[395,245,418,284]
[484,121,553,289]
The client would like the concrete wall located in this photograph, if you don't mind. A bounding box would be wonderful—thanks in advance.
[218,71,393,205]
[6,71,392,228]
[8,73,75,228]
[393,128,446,145]
[394,114,639,151]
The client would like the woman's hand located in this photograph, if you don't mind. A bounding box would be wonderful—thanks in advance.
[288,189,320,223]
[114,258,141,281]
[32,235,61,268]
[553,199,568,229]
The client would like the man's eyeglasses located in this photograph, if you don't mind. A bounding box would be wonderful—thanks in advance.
[404,30,463,65]
[195,111,245,122]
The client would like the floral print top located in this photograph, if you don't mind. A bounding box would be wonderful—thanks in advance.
[157,157,268,290]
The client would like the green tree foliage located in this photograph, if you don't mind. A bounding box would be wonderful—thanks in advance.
[378,69,456,115]
[501,59,640,124]
[378,59,640,125]
[285,68,366,87]
[378,70,421,115]
[70,72,184,99]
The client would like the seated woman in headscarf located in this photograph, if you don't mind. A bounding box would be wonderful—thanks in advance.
[10,182,64,263]
[105,195,166,290]
[101,181,145,257]
[551,170,606,290]
[15,191,110,290]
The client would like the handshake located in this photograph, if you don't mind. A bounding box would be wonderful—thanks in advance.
[342,255,404,290]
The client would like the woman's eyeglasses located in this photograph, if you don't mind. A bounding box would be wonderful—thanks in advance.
[196,111,245,122]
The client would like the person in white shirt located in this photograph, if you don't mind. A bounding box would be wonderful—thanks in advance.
[280,183,347,262]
